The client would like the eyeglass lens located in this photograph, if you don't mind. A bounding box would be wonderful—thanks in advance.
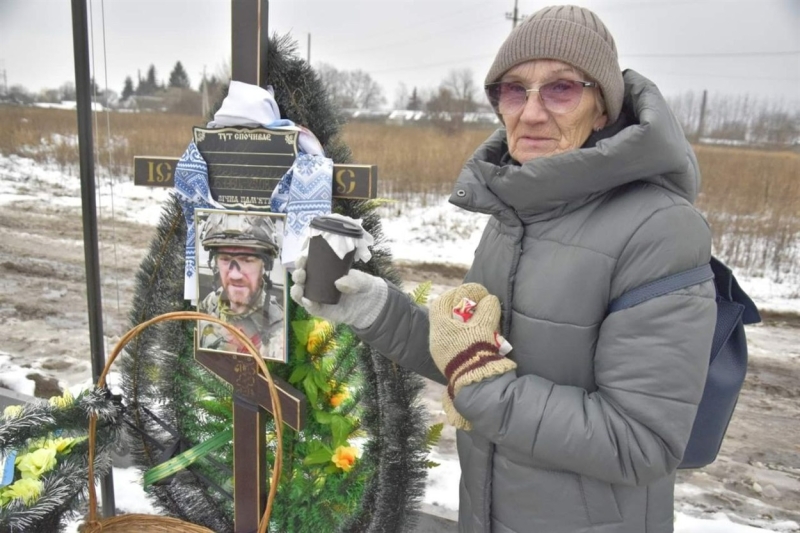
[217,254,262,270]
[490,80,587,115]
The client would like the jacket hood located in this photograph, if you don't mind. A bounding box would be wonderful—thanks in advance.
[450,70,700,223]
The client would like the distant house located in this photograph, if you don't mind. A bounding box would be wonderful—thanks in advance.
[119,95,168,113]
[345,108,500,127]
[33,100,106,112]
[387,110,426,125]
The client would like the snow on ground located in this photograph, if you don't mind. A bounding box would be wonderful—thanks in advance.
[375,195,800,316]
[2,154,799,532]
[54,458,799,533]
[1,153,796,315]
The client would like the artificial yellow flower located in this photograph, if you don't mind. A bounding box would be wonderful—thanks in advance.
[307,319,334,353]
[2,477,43,505]
[48,389,74,409]
[2,405,22,419]
[330,389,349,408]
[16,448,57,479]
[44,436,83,454]
[331,445,360,472]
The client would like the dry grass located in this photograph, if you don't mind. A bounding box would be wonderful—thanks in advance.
[694,145,800,283]
[342,122,495,202]
[0,106,202,176]
[1,105,797,282]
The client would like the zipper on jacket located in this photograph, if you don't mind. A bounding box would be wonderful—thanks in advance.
[503,225,524,336]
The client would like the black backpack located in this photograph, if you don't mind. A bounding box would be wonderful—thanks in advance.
[608,256,761,469]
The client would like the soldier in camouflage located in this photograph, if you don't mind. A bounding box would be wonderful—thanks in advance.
[198,213,285,361]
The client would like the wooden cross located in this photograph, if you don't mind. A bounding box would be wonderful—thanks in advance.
[131,2,379,531]
[192,2,300,532]
[195,346,305,532]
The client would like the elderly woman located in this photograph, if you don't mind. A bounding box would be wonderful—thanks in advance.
[292,5,716,533]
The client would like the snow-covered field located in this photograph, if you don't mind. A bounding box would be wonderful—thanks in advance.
[1,153,798,532]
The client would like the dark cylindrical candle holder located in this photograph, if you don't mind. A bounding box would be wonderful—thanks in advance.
[304,216,364,305]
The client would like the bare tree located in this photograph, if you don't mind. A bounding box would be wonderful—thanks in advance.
[315,63,385,110]
[666,91,701,136]
[427,87,462,134]
[407,87,422,111]
[343,70,385,109]
[667,90,799,146]
[441,68,477,114]
[6,85,34,105]
[394,82,409,110]
[316,62,346,107]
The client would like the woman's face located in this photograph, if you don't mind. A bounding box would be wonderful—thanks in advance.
[499,59,607,163]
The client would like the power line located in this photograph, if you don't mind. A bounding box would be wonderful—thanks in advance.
[327,0,491,57]
[622,50,800,58]
[332,14,507,57]
[646,70,799,82]
[370,49,799,76]
[369,53,495,75]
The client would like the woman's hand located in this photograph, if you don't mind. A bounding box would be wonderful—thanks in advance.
[430,283,516,429]
[290,255,388,329]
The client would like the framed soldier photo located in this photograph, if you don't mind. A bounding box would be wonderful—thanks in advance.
[194,208,289,363]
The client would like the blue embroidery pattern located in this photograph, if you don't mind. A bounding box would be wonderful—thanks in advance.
[174,141,217,281]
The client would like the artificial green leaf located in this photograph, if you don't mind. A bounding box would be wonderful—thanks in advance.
[303,375,319,406]
[409,280,433,305]
[314,411,333,425]
[330,415,352,448]
[289,365,310,384]
[143,429,233,487]
[313,371,330,392]
[291,320,316,345]
[425,423,444,449]
[292,341,308,362]
[304,447,333,466]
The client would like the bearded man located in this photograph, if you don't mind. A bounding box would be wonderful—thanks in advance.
[198,213,285,361]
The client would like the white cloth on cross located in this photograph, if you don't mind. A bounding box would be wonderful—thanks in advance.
[208,81,325,156]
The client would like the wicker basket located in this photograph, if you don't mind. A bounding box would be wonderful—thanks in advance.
[83,311,283,533]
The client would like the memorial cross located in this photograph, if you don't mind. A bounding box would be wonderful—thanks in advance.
[138,1,367,531]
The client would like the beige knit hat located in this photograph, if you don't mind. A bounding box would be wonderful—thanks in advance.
[485,5,624,122]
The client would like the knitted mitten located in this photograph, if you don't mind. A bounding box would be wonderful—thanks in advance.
[429,283,517,430]
[291,254,388,329]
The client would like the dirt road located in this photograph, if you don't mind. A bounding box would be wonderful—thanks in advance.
[1,199,798,530]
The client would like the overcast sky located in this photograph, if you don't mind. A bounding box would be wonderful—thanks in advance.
[0,0,798,108]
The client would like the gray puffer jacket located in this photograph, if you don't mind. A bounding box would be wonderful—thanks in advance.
[356,70,717,533]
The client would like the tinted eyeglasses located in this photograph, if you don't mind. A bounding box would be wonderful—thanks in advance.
[485,79,598,115]
[216,253,264,272]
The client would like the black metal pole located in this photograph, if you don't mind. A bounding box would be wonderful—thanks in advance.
[70,0,116,517]
[261,0,269,87]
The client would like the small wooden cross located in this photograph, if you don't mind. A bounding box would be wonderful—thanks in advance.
[195,347,305,532]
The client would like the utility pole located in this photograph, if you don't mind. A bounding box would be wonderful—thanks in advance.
[696,89,708,143]
[201,65,210,118]
[506,0,525,29]
[307,33,311,64]
[0,58,6,95]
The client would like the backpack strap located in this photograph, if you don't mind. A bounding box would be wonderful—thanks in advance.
[608,264,715,314]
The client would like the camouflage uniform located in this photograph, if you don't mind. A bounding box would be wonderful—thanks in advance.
[198,287,285,361]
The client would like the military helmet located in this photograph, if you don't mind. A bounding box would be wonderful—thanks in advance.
[201,213,279,256]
